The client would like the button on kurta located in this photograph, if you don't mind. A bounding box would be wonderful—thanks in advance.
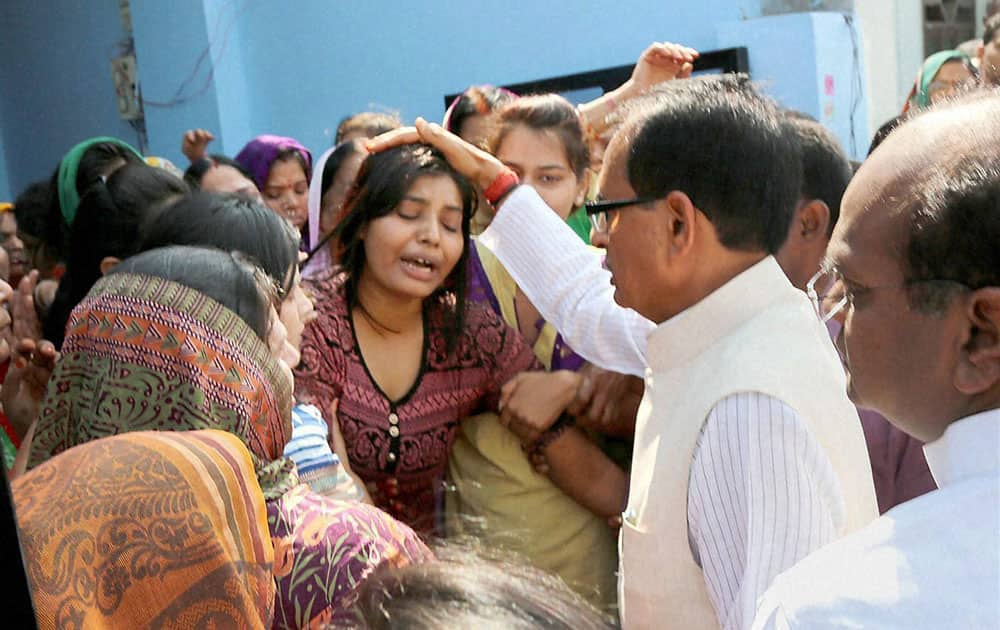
[388,412,399,425]
[389,425,400,437]
[387,452,397,462]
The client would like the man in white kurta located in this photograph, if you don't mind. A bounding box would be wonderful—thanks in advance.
[479,75,878,629]
[751,92,1000,629]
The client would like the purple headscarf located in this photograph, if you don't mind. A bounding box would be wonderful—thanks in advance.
[234,135,313,191]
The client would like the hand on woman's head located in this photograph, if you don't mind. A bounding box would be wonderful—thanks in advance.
[366,118,508,193]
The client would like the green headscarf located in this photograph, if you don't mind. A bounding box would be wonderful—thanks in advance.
[56,136,142,226]
[566,206,593,244]
[907,50,973,111]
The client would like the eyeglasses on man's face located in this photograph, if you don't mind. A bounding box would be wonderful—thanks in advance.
[585,196,659,233]
[807,269,848,323]
[806,267,971,323]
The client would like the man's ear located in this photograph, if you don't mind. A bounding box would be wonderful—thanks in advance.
[978,42,986,65]
[662,190,697,257]
[797,199,831,243]
[955,287,1000,395]
[99,256,121,276]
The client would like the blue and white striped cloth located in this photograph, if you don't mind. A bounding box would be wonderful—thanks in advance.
[284,404,340,479]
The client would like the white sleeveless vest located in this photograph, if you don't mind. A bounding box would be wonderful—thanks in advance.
[619,256,878,629]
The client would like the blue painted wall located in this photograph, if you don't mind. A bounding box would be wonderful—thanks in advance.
[221,0,763,156]
[2,1,870,198]
[811,11,869,158]
[0,98,10,201]
[0,0,139,198]
[130,0,223,167]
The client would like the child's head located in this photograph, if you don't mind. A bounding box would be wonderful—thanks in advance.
[336,145,477,349]
[486,94,590,220]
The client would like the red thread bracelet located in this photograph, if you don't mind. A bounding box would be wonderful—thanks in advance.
[483,169,520,206]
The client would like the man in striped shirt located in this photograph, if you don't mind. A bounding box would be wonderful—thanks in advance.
[475,74,878,628]
[367,67,879,628]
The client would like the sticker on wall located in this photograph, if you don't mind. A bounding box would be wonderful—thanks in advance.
[824,74,835,97]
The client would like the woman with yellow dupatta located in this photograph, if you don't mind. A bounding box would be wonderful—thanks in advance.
[447,95,641,612]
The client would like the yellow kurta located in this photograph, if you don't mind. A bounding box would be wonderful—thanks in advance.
[446,241,618,611]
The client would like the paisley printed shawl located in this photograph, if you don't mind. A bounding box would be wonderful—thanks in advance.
[26,272,433,628]
[14,430,276,628]
[27,272,298,499]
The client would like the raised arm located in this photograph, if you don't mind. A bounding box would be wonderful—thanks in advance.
[578,41,697,138]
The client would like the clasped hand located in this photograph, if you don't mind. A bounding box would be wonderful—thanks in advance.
[498,370,581,447]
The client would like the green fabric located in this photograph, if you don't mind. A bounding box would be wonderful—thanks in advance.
[911,50,971,110]
[566,206,592,244]
[0,430,14,470]
[57,136,142,227]
[27,272,298,499]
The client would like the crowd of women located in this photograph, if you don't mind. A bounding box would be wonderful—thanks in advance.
[1,22,998,628]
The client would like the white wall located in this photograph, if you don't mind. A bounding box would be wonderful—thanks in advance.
[857,0,993,146]
[856,0,924,142]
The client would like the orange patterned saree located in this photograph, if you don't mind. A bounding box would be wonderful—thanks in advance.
[13,430,275,629]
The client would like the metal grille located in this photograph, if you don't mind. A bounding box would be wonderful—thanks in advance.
[924,0,977,54]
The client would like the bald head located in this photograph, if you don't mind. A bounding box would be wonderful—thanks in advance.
[837,94,1000,298]
[828,93,1000,439]
[858,90,1000,183]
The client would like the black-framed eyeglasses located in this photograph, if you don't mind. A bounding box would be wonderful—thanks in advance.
[585,197,659,233]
